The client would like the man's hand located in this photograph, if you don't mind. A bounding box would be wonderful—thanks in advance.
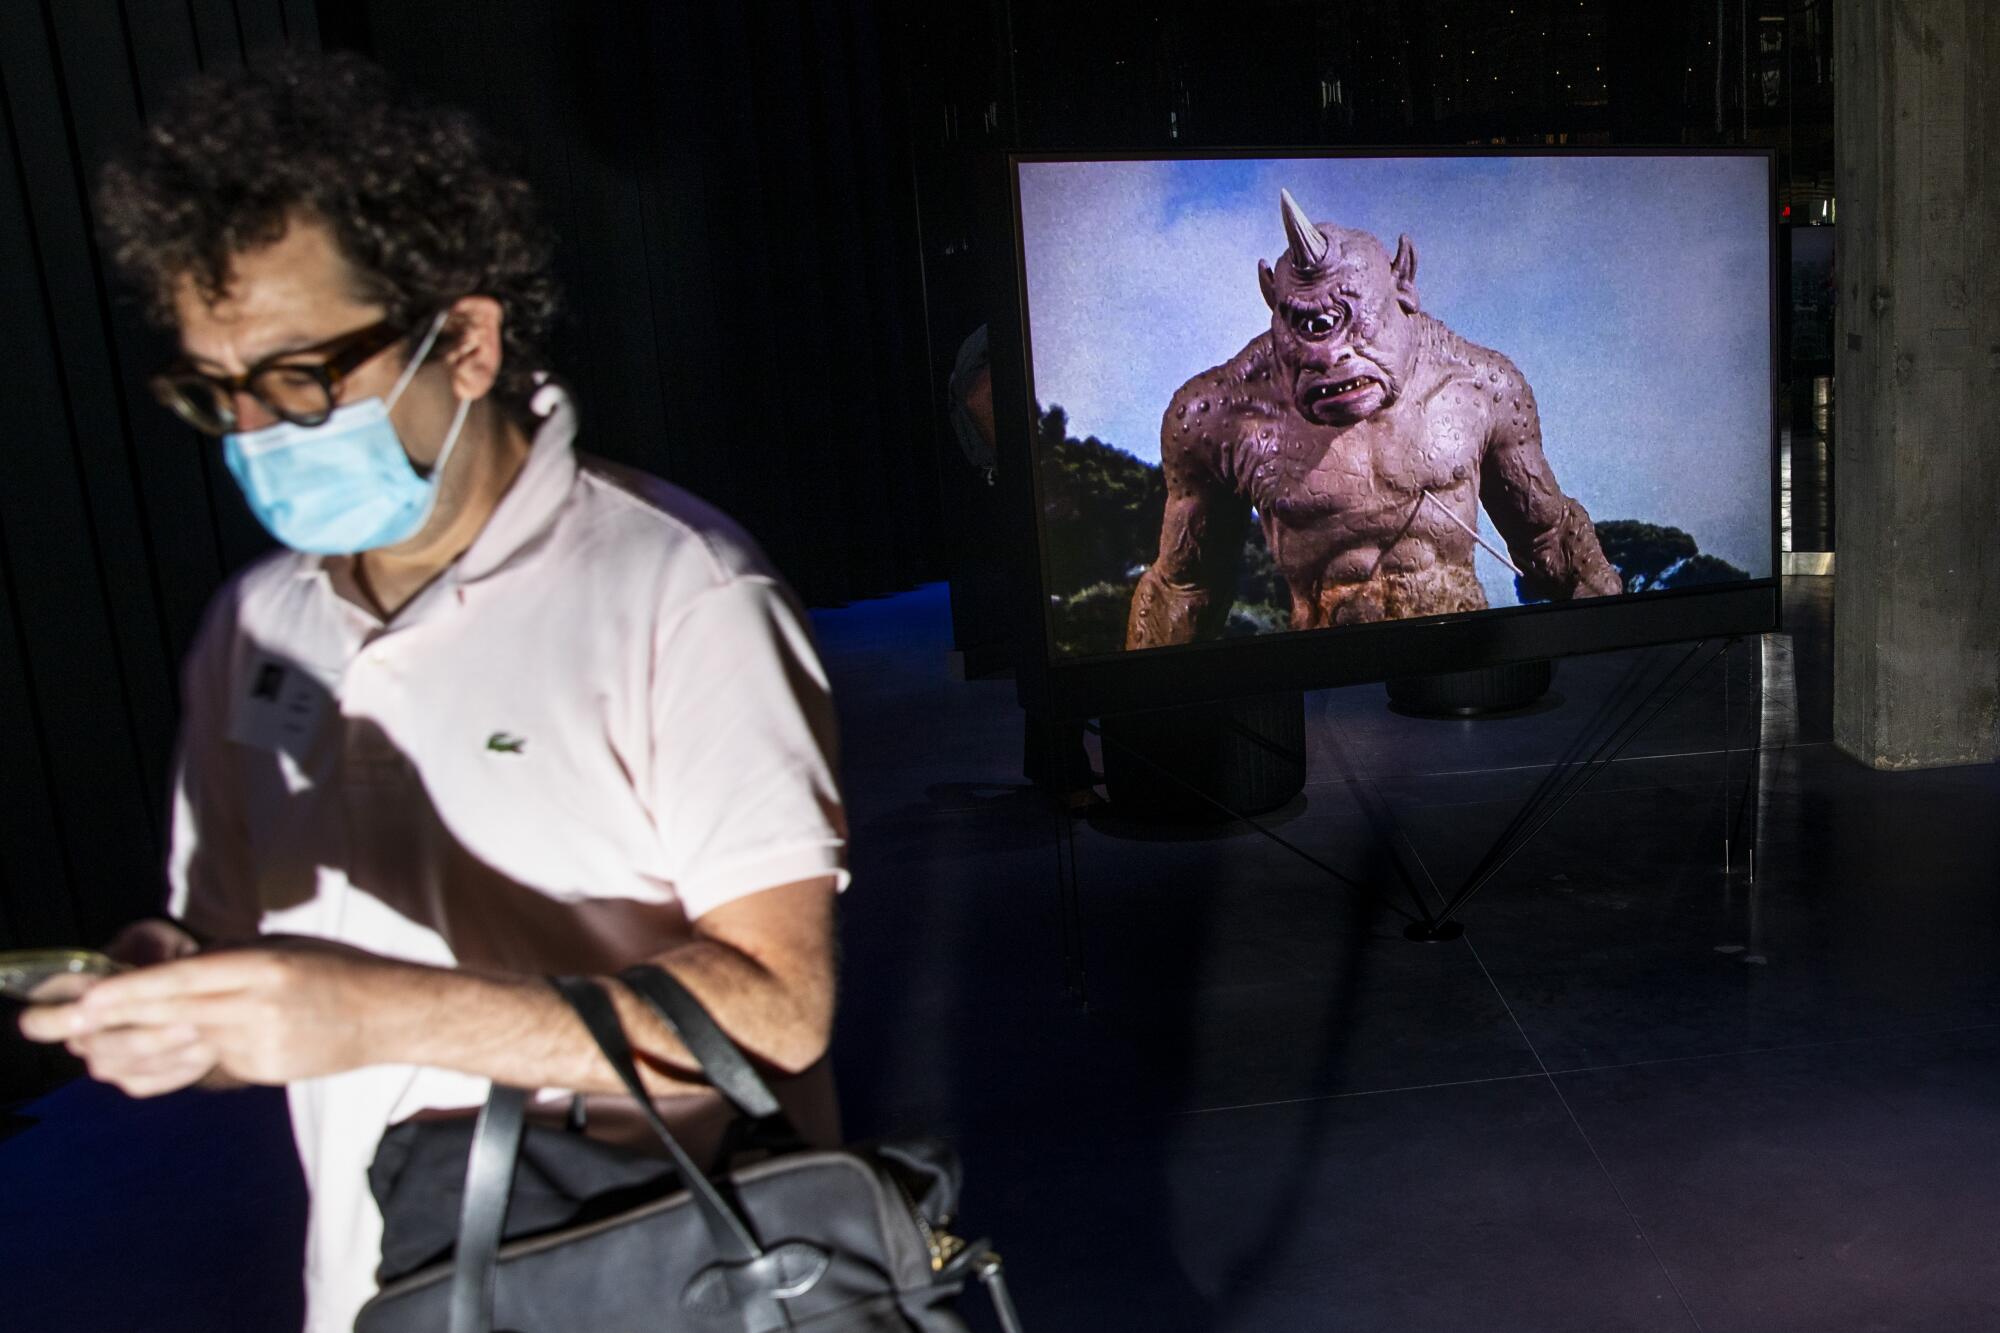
[103,917,203,967]
[13,918,209,1096]
[18,938,403,1097]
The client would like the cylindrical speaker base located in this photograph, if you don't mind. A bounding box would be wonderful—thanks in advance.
[1099,691,1307,822]
[1385,660,1554,718]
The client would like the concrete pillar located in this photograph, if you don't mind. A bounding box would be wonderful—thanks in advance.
[1832,0,2000,769]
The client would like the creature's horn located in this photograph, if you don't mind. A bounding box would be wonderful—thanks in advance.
[1280,188,1330,272]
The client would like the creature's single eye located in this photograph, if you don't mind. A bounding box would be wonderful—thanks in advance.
[1296,310,1342,339]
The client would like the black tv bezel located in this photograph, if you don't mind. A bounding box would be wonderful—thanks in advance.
[986,145,1783,722]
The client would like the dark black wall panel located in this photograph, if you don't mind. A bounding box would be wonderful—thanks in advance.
[344,0,945,606]
[0,0,311,950]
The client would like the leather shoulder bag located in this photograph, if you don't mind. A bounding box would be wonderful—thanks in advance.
[355,965,1023,1333]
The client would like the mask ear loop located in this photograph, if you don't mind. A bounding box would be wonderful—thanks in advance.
[386,309,453,410]
[424,395,474,484]
[387,309,473,486]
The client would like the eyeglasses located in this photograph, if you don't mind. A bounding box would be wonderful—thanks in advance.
[149,316,413,437]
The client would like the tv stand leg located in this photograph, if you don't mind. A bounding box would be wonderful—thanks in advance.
[1412,637,1738,940]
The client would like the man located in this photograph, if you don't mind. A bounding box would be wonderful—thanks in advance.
[19,54,846,1331]
[1126,188,1622,648]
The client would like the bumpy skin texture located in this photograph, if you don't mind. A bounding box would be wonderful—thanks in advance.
[1126,214,1622,649]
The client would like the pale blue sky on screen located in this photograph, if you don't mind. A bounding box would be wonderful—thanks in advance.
[1017,155,1774,603]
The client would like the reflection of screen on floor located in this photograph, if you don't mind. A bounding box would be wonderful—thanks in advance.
[1010,151,1777,678]
[0,949,122,1003]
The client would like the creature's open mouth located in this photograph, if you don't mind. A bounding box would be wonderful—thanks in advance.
[1306,375,1381,406]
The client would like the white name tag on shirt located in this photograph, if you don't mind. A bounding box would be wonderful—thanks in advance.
[229,655,331,757]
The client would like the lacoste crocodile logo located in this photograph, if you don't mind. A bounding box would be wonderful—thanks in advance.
[486,732,528,755]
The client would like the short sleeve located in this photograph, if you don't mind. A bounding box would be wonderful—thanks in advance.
[165,583,262,942]
[648,576,849,919]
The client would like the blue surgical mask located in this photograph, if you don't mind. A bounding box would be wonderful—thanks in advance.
[222,312,473,555]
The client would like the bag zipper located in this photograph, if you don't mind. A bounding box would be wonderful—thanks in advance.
[890,1171,966,1273]
[886,1169,1025,1331]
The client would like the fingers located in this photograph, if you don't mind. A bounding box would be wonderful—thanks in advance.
[106,1060,214,1098]
[82,1036,217,1099]
[18,1001,81,1043]
[25,942,376,1088]
[70,1023,201,1064]
[70,991,244,1038]
[64,952,273,1033]
[60,1023,215,1098]
[103,918,200,967]
[21,1000,219,1095]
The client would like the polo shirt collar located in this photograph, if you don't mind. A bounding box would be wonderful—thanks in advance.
[453,382,580,586]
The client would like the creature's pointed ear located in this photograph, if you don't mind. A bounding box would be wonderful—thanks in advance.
[1392,234,1420,313]
[1258,259,1277,310]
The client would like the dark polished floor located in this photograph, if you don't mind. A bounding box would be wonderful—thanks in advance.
[8,574,2000,1331]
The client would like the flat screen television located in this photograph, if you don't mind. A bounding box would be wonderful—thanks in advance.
[985,148,1782,720]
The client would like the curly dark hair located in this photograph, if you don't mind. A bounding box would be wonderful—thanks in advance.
[98,51,559,419]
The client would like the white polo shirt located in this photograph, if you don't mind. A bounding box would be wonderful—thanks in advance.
[166,387,849,1332]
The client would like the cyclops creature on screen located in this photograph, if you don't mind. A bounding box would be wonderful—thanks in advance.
[1126,189,1623,649]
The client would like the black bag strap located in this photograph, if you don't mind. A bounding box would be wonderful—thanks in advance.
[616,964,788,1124]
[443,980,768,1333]
[546,974,764,1263]
[447,1084,525,1333]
